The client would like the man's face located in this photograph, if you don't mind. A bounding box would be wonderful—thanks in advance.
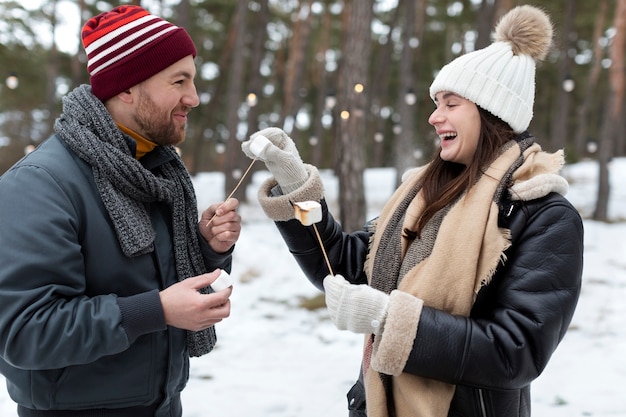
[131,55,199,146]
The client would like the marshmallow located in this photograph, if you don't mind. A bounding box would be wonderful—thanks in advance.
[294,201,322,226]
[210,270,234,291]
[248,134,272,159]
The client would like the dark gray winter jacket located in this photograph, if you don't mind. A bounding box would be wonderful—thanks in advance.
[0,135,232,417]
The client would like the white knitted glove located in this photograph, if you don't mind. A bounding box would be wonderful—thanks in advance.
[242,127,309,194]
[323,274,389,335]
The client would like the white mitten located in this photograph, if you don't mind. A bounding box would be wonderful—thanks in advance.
[323,274,389,335]
[242,127,309,194]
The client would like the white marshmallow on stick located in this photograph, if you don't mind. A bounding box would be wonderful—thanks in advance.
[210,269,234,291]
[293,201,333,276]
[293,201,323,226]
[248,134,272,159]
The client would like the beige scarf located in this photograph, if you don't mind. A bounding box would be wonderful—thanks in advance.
[362,139,565,417]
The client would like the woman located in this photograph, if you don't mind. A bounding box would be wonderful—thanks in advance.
[242,5,583,417]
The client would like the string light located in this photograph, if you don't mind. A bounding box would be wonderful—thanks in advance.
[562,75,575,93]
[6,72,18,90]
[246,92,258,107]
[325,91,336,110]
[404,88,416,105]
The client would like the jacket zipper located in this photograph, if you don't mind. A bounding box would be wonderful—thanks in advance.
[478,389,488,417]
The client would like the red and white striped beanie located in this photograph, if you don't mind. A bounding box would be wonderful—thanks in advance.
[82,5,197,102]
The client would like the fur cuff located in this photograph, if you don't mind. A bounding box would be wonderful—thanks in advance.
[257,164,325,221]
[510,173,569,201]
[371,291,424,376]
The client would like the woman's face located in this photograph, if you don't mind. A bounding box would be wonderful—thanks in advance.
[428,92,481,166]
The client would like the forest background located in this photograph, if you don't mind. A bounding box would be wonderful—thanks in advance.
[1,0,625,231]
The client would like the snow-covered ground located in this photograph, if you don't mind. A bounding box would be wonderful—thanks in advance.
[1,158,625,417]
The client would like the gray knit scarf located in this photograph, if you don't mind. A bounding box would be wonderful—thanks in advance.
[54,84,215,357]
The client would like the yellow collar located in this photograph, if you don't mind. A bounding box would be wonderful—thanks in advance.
[116,124,157,159]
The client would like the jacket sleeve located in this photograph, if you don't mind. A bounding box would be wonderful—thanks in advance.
[274,199,372,291]
[196,227,234,273]
[402,194,584,389]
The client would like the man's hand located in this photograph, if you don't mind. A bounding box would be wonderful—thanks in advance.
[199,198,241,253]
[159,270,232,331]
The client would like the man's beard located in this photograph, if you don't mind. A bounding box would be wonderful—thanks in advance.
[133,89,188,146]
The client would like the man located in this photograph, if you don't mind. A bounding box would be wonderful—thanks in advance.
[0,5,240,417]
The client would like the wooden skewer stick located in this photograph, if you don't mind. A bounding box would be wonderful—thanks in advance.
[312,223,334,276]
[294,201,334,277]
[205,156,258,227]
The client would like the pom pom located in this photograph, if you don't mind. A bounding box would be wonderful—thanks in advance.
[494,5,553,62]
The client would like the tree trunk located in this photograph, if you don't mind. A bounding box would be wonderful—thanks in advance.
[393,0,418,186]
[239,0,270,203]
[188,8,238,175]
[574,0,608,159]
[369,5,401,168]
[335,0,373,232]
[71,0,87,89]
[245,0,269,142]
[223,0,249,202]
[495,0,514,20]
[310,0,333,168]
[550,0,576,153]
[476,0,498,49]
[45,0,59,138]
[279,0,314,139]
[594,0,626,221]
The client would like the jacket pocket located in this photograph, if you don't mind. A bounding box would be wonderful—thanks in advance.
[50,335,161,409]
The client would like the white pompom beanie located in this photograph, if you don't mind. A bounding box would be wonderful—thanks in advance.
[429,5,553,133]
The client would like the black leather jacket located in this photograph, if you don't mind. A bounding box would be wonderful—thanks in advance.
[274,192,583,417]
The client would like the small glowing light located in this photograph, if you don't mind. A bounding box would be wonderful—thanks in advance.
[246,92,258,107]
[354,83,364,93]
[404,88,416,105]
[325,91,336,110]
[562,77,575,93]
[6,73,18,90]
[309,136,318,146]
[340,110,350,120]
[374,132,384,143]
[587,141,598,154]
[321,113,333,128]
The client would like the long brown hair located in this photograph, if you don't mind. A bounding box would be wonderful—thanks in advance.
[413,108,517,237]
